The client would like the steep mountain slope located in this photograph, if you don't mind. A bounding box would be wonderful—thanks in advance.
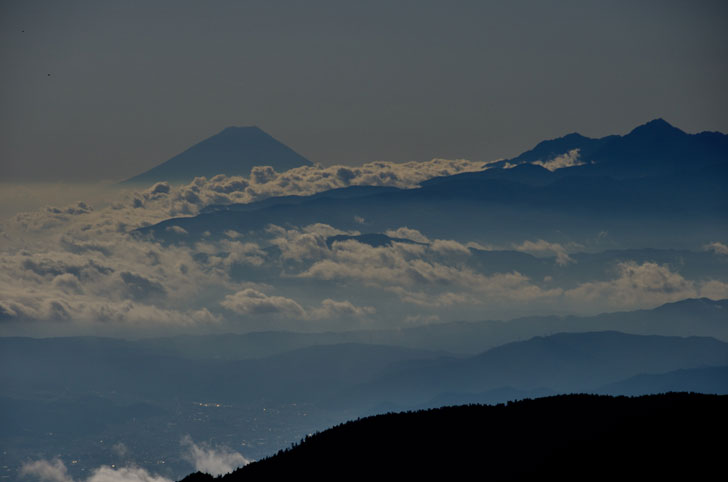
[498,118,728,178]
[122,126,311,185]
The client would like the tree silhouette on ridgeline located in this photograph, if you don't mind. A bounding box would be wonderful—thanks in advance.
[178,392,727,481]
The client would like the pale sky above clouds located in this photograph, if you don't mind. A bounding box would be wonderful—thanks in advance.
[1,0,727,181]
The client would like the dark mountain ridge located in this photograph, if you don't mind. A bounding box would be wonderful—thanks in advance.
[180,393,728,481]
[495,118,728,177]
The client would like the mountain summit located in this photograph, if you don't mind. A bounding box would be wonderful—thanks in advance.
[626,117,684,137]
[122,126,312,185]
[500,118,727,178]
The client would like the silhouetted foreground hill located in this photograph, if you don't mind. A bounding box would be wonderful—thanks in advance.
[180,393,726,481]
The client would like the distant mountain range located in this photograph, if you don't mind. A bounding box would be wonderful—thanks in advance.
[598,365,728,396]
[124,118,726,187]
[3,328,727,410]
[181,393,728,481]
[136,119,727,248]
[122,126,312,185]
[485,117,728,178]
[130,298,728,360]
[329,331,728,409]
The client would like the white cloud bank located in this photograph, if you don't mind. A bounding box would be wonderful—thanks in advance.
[221,288,306,317]
[221,289,374,320]
[2,155,726,333]
[5,158,486,239]
[3,213,726,332]
[0,159,489,331]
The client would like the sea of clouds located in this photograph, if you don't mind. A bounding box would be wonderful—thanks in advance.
[2,159,727,335]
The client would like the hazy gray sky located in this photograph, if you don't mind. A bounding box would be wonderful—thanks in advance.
[1,0,726,181]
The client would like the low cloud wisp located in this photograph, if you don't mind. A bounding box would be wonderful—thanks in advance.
[20,436,249,482]
[20,458,171,482]
[181,435,249,476]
